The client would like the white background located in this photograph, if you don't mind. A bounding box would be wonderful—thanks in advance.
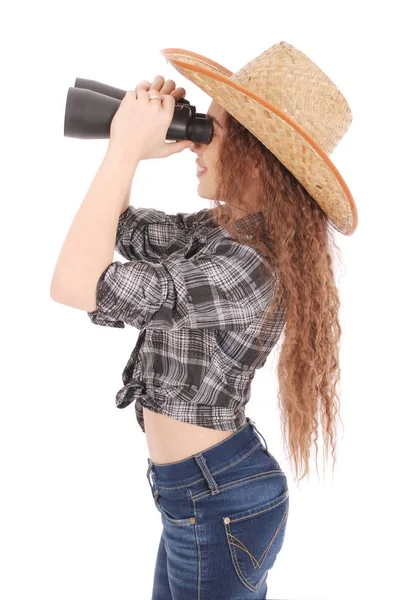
[1,1,399,599]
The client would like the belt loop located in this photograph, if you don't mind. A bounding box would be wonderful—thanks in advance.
[193,453,221,495]
[146,457,156,493]
[248,418,270,455]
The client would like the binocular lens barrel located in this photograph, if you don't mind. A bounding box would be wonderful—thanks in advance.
[64,77,214,145]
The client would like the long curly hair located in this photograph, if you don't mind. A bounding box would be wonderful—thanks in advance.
[210,109,344,483]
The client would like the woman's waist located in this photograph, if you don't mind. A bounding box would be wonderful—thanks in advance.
[143,406,236,465]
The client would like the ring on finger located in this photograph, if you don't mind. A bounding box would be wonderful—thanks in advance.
[148,89,161,101]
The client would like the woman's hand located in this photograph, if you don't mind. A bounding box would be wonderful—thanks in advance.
[107,75,194,161]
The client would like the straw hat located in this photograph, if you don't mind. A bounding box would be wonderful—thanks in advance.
[160,41,358,236]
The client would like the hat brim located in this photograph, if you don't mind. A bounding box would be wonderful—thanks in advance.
[160,48,358,236]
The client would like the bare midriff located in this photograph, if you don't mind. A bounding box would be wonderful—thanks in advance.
[143,406,235,465]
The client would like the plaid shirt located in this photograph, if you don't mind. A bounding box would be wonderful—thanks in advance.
[87,206,286,432]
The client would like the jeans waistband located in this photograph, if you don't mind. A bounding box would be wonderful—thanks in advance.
[146,417,269,491]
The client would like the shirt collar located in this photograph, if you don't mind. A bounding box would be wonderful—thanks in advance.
[195,208,266,242]
[203,207,263,226]
[233,211,265,236]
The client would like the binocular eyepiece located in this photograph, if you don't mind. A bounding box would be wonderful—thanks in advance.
[64,78,214,145]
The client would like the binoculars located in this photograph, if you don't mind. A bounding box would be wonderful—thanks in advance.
[64,78,214,145]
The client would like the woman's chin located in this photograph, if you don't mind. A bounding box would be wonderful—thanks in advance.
[196,189,215,201]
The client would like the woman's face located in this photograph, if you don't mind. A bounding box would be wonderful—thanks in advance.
[189,100,226,201]
[189,100,259,214]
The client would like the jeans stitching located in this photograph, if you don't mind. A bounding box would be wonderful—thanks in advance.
[191,470,286,502]
[190,493,201,600]
[211,440,264,477]
[194,453,220,495]
[225,503,289,591]
[153,488,196,525]
[229,493,288,522]
[152,440,263,491]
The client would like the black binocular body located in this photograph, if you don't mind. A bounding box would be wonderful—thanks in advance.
[64,78,214,145]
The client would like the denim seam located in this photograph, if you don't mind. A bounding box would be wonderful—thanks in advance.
[153,440,263,491]
[211,440,264,478]
[153,487,196,526]
[189,492,201,600]
[225,503,289,592]
[229,493,289,522]
[194,453,220,495]
[191,470,285,502]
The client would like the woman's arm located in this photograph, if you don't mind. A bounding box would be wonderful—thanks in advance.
[50,149,139,311]
[120,183,132,216]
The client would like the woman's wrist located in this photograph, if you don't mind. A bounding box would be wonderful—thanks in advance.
[105,144,141,177]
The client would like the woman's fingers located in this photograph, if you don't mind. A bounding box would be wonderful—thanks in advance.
[135,77,186,99]
[171,87,186,98]
[154,75,169,91]
[135,80,152,93]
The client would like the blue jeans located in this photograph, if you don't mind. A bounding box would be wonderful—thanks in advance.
[146,417,289,599]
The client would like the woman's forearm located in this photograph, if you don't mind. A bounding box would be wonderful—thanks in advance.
[120,183,132,216]
[50,150,140,311]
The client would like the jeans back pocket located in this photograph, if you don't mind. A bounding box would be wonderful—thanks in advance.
[223,487,289,593]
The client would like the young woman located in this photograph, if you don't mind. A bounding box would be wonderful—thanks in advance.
[51,42,357,599]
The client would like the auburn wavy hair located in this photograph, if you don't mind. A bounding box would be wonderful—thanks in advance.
[209,109,344,483]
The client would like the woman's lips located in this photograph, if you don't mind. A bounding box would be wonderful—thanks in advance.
[197,167,207,177]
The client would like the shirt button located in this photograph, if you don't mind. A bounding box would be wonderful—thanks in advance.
[189,517,196,524]
[224,517,231,524]
[187,294,193,304]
